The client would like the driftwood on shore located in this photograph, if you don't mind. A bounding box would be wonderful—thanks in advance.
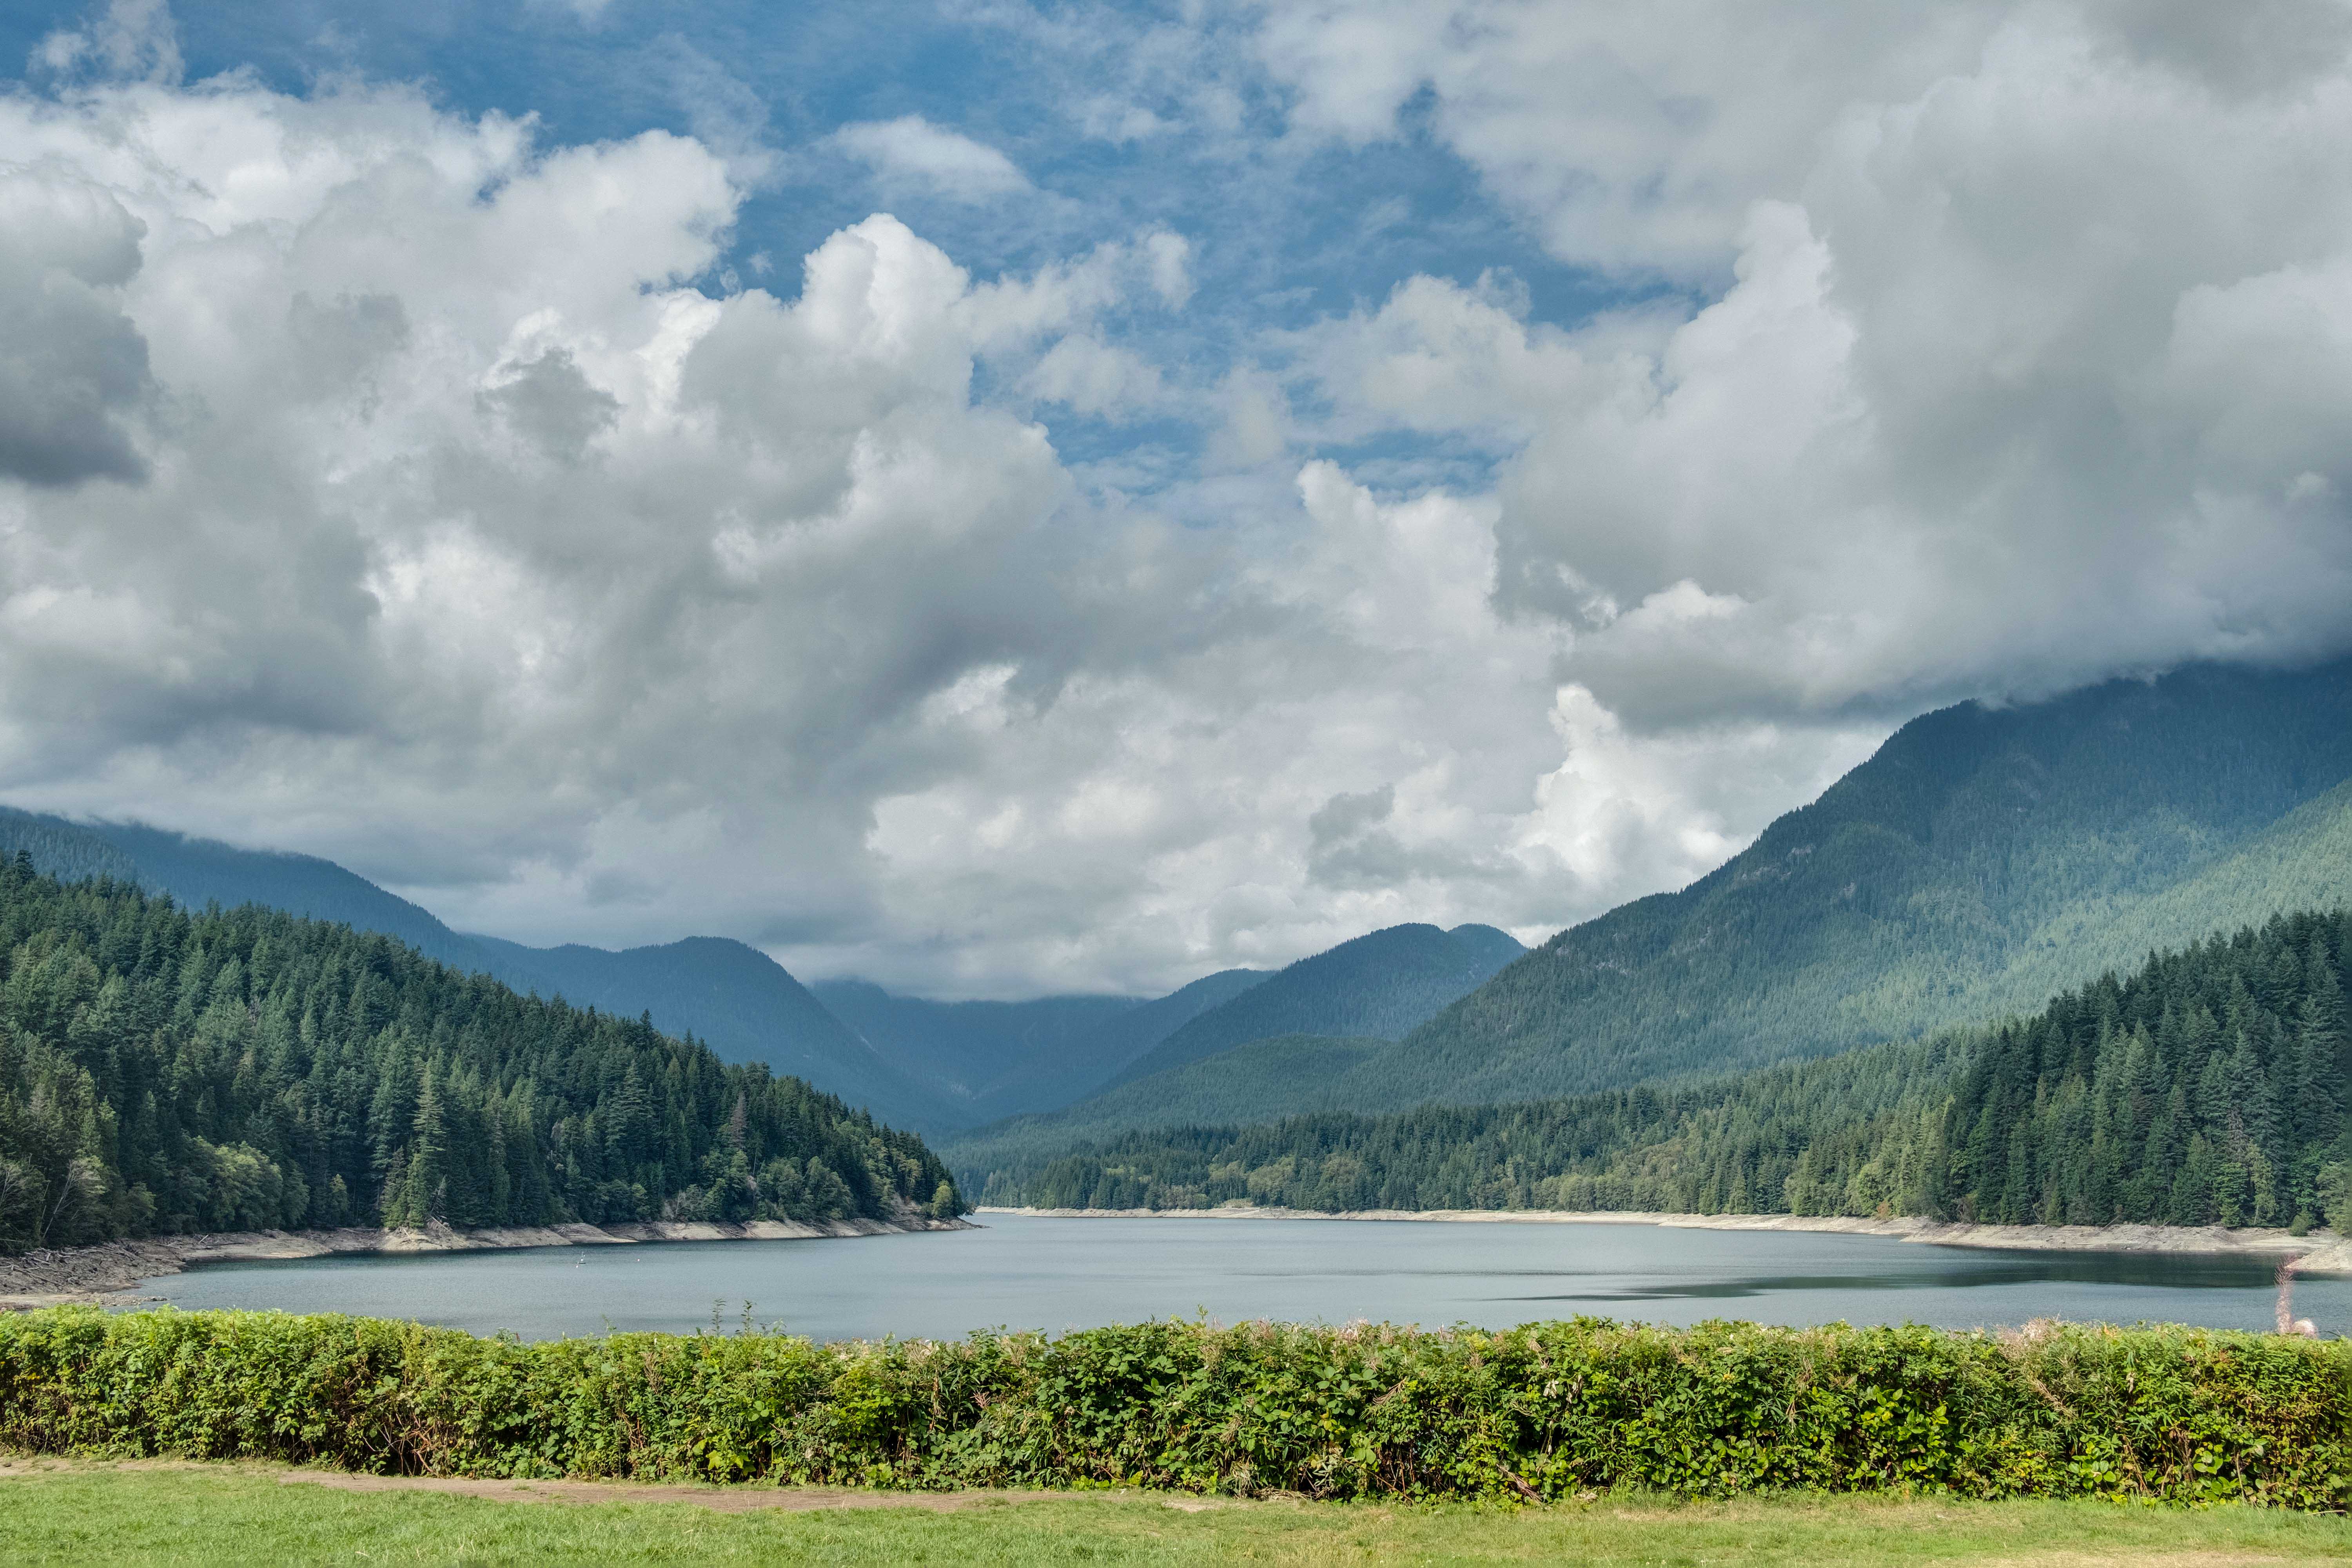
[0,1214,975,1309]
[978,1205,2352,1275]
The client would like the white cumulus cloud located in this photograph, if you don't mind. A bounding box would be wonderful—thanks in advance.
[829,116,1031,202]
[0,54,1737,996]
[1286,0,2352,725]
[10,1,2352,1000]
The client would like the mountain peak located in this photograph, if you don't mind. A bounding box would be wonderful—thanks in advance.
[1370,655,2352,1107]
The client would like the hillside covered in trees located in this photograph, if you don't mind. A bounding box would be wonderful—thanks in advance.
[937,925,1526,1172]
[0,808,957,1131]
[1098,924,1521,1089]
[1306,659,2352,1114]
[978,908,2351,1232]
[942,1034,1391,1178]
[0,858,964,1254]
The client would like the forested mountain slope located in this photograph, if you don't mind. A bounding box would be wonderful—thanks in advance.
[1340,658,2352,1110]
[0,858,962,1253]
[0,812,140,889]
[467,935,951,1130]
[1051,968,1272,1093]
[0,811,943,1129]
[0,811,1336,1135]
[1103,924,1523,1089]
[811,967,1268,1127]
[969,1034,1962,1214]
[3,813,480,968]
[940,1034,1387,1178]
[936,924,1526,1172]
[980,907,2351,1231]
[810,985,1138,1124]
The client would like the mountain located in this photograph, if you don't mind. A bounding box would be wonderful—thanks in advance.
[0,811,140,887]
[468,936,954,1131]
[6,813,482,969]
[975,906,2352,1231]
[0,858,964,1252]
[0,808,1278,1135]
[1102,924,1524,1089]
[949,657,2352,1179]
[1439,922,1531,975]
[941,1034,1388,1185]
[809,965,1268,1126]
[808,984,1139,1119]
[935,922,1525,1173]
[0,809,943,1127]
[1066,967,1271,1082]
[1329,657,2352,1111]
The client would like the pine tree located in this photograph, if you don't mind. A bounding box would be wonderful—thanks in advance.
[406,1069,450,1226]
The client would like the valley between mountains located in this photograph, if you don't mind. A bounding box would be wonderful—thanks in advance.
[4,655,2351,1258]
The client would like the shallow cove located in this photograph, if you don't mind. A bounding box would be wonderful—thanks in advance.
[142,1212,2351,1341]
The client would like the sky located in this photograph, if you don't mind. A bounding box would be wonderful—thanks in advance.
[2,0,2350,998]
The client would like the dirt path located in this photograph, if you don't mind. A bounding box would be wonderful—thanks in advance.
[0,1457,1059,1514]
[279,1471,1060,1514]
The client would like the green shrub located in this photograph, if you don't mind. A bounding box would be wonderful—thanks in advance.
[0,1309,2347,1507]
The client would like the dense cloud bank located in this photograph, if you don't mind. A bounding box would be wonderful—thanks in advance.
[0,1,2347,994]
[1278,0,2352,719]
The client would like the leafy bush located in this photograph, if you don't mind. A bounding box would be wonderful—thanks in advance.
[1,1308,2347,1507]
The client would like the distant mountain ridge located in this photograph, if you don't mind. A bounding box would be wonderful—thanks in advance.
[941,657,2352,1177]
[0,808,948,1126]
[0,857,964,1251]
[466,934,951,1129]
[940,1033,1388,1182]
[814,967,1269,1126]
[16,657,2352,1158]
[0,809,1285,1134]
[1103,923,1524,1089]
[58,818,485,969]
[1339,656,2352,1110]
[937,923,1527,1172]
[967,904,2352,1230]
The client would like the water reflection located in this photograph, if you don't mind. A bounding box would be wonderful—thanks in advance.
[1501,1249,2281,1302]
[145,1216,2341,1342]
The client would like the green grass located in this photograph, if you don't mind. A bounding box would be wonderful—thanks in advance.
[3,1461,2352,1566]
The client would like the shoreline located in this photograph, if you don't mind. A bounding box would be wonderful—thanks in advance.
[0,1213,975,1309]
[978,1205,2352,1274]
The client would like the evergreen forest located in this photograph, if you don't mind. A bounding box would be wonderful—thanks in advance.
[0,807,948,1131]
[978,908,2352,1232]
[0,858,963,1254]
[1325,660,2352,1114]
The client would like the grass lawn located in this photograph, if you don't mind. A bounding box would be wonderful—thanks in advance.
[2,1459,2350,1565]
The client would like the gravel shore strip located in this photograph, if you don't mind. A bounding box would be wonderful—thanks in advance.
[0,1214,974,1309]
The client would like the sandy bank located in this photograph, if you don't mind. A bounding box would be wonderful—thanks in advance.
[979,1205,2352,1275]
[0,1213,974,1310]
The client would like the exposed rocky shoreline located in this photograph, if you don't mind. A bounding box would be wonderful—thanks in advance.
[0,1213,975,1310]
[980,1205,2352,1275]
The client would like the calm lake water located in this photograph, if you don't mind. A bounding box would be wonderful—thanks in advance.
[143,1214,2350,1342]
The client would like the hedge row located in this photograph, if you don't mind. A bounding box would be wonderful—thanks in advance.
[0,1309,2348,1506]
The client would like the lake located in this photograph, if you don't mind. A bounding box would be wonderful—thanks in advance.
[143,1214,2348,1341]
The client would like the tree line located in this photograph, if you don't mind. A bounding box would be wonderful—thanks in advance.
[979,908,2352,1232]
[0,857,964,1252]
